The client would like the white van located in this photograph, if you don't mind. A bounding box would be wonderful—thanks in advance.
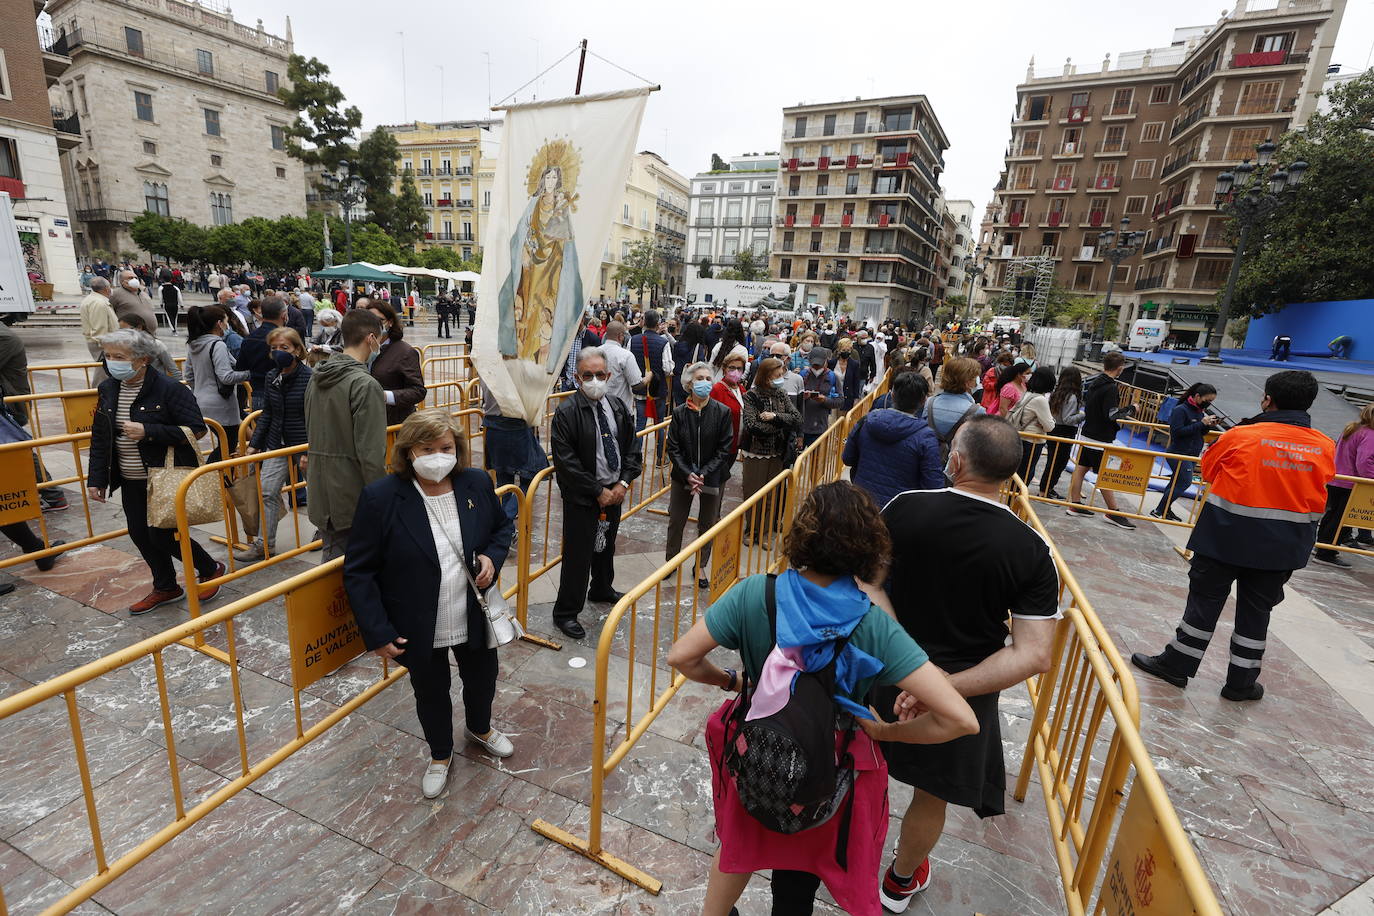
[1127,318,1170,352]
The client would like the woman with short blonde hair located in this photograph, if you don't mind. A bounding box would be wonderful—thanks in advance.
[345,408,516,799]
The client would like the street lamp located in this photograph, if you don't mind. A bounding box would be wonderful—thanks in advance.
[962,244,986,325]
[1087,216,1146,360]
[318,159,367,266]
[1202,138,1306,364]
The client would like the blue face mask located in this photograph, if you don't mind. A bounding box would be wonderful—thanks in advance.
[106,360,136,380]
[771,377,786,389]
[366,339,381,369]
[271,350,296,369]
[691,379,713,399]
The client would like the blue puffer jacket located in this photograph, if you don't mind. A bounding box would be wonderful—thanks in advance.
[842,408,945,509]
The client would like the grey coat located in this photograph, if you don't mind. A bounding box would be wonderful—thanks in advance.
[183,334,249,427]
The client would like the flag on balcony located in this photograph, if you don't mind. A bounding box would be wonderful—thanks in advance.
[473,87,651,426]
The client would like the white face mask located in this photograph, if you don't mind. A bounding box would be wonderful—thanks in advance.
[412,452,457,482]
[581,378,608,401]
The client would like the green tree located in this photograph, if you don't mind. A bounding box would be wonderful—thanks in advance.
[356,129,400,231]
[718,247,770,281]
[349,223,405,266]
[459,250,483,273]
[613,238,661,302]
[245,215,323,270]
[1232,71,1374,314]
[278,54,361,170]
[710,153,729,172]
[130,212,174,258]
[391,169,427,247]
[166,221,208,264]
[697,256,713,278]
[827,282,846,309]
[419,246,462,271]
[205,223,250,268]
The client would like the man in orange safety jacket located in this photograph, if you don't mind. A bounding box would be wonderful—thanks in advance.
[1132,370,1335,701]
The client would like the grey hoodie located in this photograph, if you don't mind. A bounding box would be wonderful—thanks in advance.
[304,353,387,532]
[183,333,249,427]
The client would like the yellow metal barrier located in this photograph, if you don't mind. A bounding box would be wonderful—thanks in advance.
[4,387,100,439]
[420,354,472,386]
[1006,478,1224,916]
[0,560,408,916]
[0,431,119,571]
[1318,475,1374,559]
[419,342,466,362]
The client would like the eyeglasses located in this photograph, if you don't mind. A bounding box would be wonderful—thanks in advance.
[578,371,611,381]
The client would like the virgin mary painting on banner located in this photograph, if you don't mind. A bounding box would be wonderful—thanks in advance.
[472,88,652,427]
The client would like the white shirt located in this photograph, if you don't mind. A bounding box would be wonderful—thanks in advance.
[601,338,643,414]
[416,483,470,648]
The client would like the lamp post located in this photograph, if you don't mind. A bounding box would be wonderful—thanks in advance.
[1087,217,1145,360]
[1202,138,1306,364]
[318,159,367,266]
[962,244,986,326]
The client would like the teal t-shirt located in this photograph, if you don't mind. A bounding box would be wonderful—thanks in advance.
[705,574,929,701]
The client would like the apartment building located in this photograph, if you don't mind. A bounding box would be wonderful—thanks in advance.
[771,95,950,326]
[644,151,689,298]
[600,151,662,299]
[4,0,80,293]
[988,0,1344,340]
[379,119,501,261]
[687,153,779,278]
[44,0,305,259]
[942,198,977,309]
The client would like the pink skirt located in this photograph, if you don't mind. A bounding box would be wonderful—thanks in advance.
[705,699,889,916]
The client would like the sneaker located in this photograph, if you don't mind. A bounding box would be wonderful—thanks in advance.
[234,542,265,563]
[880,858,932,912]
[421,759,451,799]
[129,586,185,616]
[1340,537,1372,549]
[1149,508,1182,522]
[41,495,69,512]
[198,562,226,603]
[34,539,67,572]
[1220,682,1264,702]
[1104,513,1137,530]
[1065,504,1094,518]
[1311,552,1353,569]
[1046,489,1064,501]
[464,727,514,758]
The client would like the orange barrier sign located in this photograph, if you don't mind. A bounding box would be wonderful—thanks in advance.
[284,569,365,689]
[1097,787,1200,916]
[0,450,41,526]
[1097,447,1153,496]
[62,392,99,437]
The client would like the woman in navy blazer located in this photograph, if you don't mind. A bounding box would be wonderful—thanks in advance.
[345,409,516,798]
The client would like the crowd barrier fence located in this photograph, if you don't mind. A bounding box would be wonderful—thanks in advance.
[420,354,472,387]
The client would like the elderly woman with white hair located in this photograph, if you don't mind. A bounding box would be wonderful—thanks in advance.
[86,329,225,616]
[309,307,344,357]
[665,361,737,587]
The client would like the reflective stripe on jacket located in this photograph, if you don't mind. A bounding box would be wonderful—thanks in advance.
[1188,411,1335,570]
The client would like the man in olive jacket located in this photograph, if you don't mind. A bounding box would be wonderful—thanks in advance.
[305,310,388,560]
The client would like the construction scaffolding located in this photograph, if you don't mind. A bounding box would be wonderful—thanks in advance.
[994,256,1056,330]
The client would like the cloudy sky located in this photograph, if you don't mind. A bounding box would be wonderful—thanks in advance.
[239,0,1371,209]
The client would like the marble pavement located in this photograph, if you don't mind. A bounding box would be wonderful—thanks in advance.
[2,318,1372,914]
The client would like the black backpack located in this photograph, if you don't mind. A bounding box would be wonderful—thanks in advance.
[720,575,859,864]
[928,400,982,463]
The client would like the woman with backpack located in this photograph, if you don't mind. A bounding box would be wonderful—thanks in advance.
[182,305,249,461]
[666,481,977,916]
[1038,366,1085,500]
[1009,367,1057,486]
[926,357,985,461]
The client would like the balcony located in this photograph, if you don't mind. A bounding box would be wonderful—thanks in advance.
[75,208,143,223]
[723,216,743,226]
[657,198,688,217]
[456,166,473,176]
[0,177,25,199]
[696,217,716,227]
[1060,104,1093,124]
[38,27,284,97]
[455,199,473,208]
[1142,235,1176,256]
[1160,151,1196,179]
[1087,175,1122,191]
[1151,191,1185,220]
[436,167,452,176]
[1170,105,1209,139]
[1231,49,1309,69]
[780,241,795,252]
[1005,142,1042,160]
[750,216,771,227]
[1135,274,1167,291]
[1102,101,1139,120]
[1004,178,1038,194]
[432,232,456,241]
[1179,56,1219,100]
[1199,232,1229,249]
[436,199,452,207]
[1041,210,1072,228]
[1191,269,1228,290]
[1081,210,1112,228]
[417,168,433,176]
[815,186,830,196]
[1044,178,1079,193]
[1013,105,1053,125]
[1094,138,1130,156]
[1052,143,1085,159]
[51,108,81,149]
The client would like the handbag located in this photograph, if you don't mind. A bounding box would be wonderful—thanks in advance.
[146,426,224,528]
[211,340,234,399]
[0,404,30,445]
[226,466,261,538]
[428,490,524,648]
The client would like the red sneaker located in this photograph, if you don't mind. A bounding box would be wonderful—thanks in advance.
[197,562,226,603]
[129,587,185,616]
[880,858,931,913]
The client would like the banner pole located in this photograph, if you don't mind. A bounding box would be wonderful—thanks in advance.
[574,39,588,95]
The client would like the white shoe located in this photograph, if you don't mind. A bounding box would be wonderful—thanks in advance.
[465,727,514,758]
[421,759,451,798]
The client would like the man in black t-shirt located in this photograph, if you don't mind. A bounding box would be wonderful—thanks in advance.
[1065,351,1137,530]
[874,415,1060,911]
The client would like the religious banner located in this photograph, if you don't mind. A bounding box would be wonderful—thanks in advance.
[472,88,652,426]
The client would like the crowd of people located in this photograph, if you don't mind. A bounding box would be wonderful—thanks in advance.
[4,288,1373,914]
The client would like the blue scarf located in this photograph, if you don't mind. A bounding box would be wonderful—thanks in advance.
[773,569,884,719]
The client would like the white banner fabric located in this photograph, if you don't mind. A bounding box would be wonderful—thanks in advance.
[472,89,651,425]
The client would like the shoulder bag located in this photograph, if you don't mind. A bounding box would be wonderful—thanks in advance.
[146,426,224,528]
[429,493,524,648]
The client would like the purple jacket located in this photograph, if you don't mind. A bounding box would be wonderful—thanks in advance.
[1333,425,1374,490]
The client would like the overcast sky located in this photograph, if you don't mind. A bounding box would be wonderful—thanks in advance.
[241,0,1372,208]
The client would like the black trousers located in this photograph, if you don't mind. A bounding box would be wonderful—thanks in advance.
[1018,440,1043,488]
[210,423,240,464]
[1314,484,1353,557]
[1038,423,1077,494]
[552,498,621,623]
[769,871,822,914]
[120,478,218,591]
[408,628,498,760]
[436,309,451,338]
[1159,553,1292,689]
[1,521,43,554]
